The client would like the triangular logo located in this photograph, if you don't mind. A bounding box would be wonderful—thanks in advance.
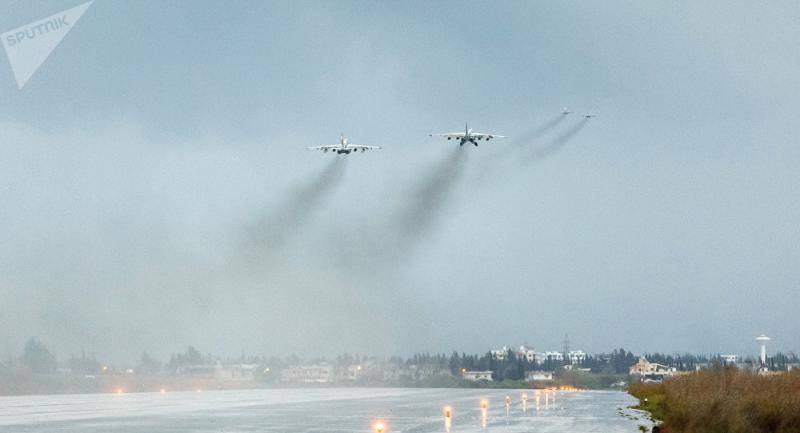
[2,1,93,89]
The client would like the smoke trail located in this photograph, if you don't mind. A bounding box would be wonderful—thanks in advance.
[393,149,468,252]
[478,115,568,173]
[515,114,567,145]
[249,157,347,250]
[524,118,589,163]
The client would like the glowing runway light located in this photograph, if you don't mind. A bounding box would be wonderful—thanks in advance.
[443,406,452,432]
[505,396,511,416]
[159,388,166,394]
[521,393,528,412]
[373,421,386,433]
[480,398,489,429]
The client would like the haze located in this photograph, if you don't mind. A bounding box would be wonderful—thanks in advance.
[1,0,799,363]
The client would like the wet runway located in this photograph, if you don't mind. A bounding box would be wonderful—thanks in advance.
[0,388,649,432]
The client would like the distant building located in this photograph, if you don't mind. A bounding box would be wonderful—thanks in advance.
[542,351,564,363]
[462,370,493,382]
[381,363,413,382]
[525,370,554,381]
[345,363,366,381]
[344,362,384,382]
[568,350,587,365]
[176,364,218,379]
[216,364,258,382]
[563,365,591,372]
[721,354,738,365]
[491,347,509,360]
[629,357,677,382]
[517,346,537,363]
[280,364,334,383]
[176,363,257,382]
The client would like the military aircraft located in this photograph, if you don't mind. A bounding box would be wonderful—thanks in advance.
[584,114,598,119]
[307,134,382,154]
[429,123,507,146]
[561,108,573,115]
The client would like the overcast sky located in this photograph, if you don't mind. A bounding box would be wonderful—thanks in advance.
[1,0,799,362]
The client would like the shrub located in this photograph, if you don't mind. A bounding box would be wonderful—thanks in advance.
[629,368,800,433]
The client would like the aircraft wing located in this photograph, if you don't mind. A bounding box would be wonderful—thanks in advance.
[429,133,466,138]
[471,133,508,139]
[307,145,339,151]
[348,144,382,150]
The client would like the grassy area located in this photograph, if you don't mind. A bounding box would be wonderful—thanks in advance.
[628,368,800,433]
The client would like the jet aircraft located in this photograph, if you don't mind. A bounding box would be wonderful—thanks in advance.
[429,123,507,146]
[307,134,382,154]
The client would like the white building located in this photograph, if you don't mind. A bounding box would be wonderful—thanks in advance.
[525,370,554,381]
[568,350,587,365]
[629,357,677,382]
[176,363,258,382]
[516,346,538,363]
[721,354,738,365]
[542,351,564,363]
[216,364,258,382]
[280,364,335,383]
[462,370,493,382]
[491,347,510,360]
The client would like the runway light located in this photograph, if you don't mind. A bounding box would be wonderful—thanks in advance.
[115,388,123,394]
[373,421,386,432]
[160,388,166,394]
[481,399,488,410]
[196,389,203,393]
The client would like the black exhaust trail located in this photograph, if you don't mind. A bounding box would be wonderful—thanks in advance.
[250,157,348,250]
[481,114,568,170]
[524,118,589,163]
[518,114,568,145]
[394,149,468,252]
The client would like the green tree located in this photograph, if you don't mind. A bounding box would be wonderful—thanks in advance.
[21,338,57,374]
[138,351,162,374]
